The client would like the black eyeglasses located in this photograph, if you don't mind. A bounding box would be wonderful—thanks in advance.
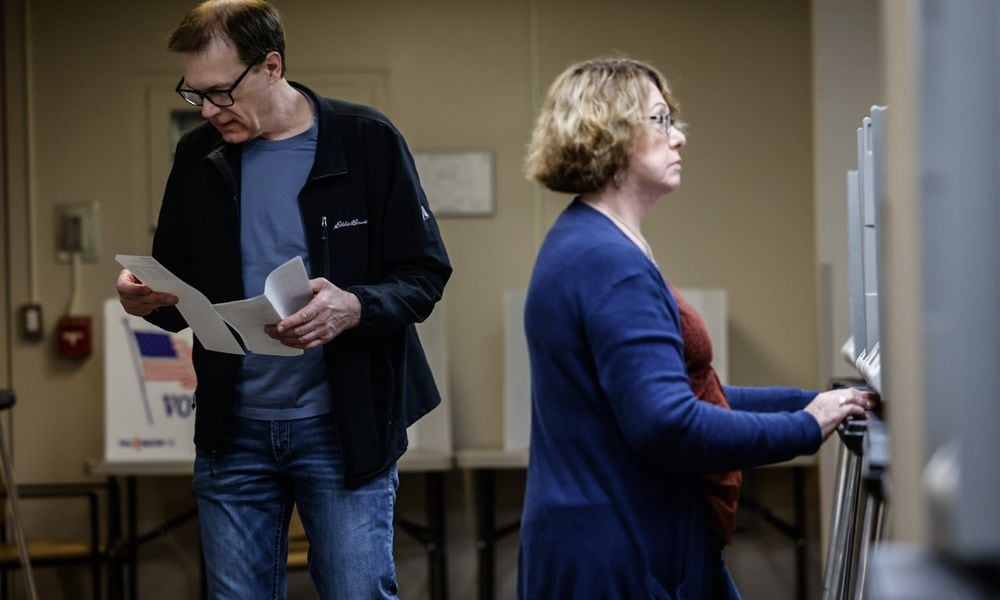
[649,113,675,134]
[175,56,265,108]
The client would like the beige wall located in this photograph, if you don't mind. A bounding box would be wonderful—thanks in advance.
[3,1,823,598]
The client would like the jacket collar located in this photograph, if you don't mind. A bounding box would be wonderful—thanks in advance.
[204,81,349,182]
[292,81,349,180]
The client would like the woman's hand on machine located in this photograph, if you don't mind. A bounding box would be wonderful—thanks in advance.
[804,388,879,441]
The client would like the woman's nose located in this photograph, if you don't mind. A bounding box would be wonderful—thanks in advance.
[670,127,686,149]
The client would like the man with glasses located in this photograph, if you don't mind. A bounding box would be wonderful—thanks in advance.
[115,1,450,598]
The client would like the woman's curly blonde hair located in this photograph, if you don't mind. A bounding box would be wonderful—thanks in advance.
[525,57,681,194]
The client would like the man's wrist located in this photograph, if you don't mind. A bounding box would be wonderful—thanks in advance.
[346,292,362,329]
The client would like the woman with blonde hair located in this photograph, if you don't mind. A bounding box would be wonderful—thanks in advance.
[518,57,874,599]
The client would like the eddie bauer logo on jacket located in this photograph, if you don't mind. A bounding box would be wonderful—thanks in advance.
[333,218,368,230]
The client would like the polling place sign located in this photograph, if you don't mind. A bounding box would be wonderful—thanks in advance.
[103,299,196,461]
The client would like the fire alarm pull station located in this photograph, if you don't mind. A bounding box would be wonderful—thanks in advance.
[57,315,92,359]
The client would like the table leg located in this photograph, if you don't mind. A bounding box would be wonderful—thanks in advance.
[474,469,496,600]
[127,476,138,600]
[793,466,806,600]
[426,471,448,600]
[107,476,123,600]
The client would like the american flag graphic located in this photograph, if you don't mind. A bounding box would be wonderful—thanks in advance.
[133,331,197,390]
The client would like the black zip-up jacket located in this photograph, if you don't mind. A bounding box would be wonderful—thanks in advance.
[145,83,451,487]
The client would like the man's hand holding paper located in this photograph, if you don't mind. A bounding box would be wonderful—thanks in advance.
[211,256,313,356]
[115,254,320,357]
[115,254,245,355]
[266,278,362,350]
[116,268,179,316]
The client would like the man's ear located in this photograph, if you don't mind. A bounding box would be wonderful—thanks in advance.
[263,50,283,81]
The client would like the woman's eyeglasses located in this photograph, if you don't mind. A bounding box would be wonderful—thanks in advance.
[648,113,675,135]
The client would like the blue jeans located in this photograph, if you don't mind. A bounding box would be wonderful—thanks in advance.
[193,415,399,600]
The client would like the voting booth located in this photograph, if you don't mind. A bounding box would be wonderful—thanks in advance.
[103,299,197,462]
[408,302,452,455]
[822,105,890,600]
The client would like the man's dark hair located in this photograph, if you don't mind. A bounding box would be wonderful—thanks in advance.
[168,0,287,76]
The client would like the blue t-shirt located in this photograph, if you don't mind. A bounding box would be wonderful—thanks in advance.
[234,113,331,421]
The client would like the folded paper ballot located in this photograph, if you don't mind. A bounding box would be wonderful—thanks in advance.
[115,255,313,356]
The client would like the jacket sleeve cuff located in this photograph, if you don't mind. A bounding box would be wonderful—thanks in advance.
[799,388,819,410]
[143,306,187,333]
[794,410,823,454]
[346,285,373,332]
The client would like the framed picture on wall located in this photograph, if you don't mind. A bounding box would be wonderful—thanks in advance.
[413,150,495,217]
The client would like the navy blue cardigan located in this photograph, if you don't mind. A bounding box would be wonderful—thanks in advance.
[518,200,819,599]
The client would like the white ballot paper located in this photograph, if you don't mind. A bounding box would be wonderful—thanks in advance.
[116,254,245,355]
[115,255,313,357]
[212,257,312,357]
